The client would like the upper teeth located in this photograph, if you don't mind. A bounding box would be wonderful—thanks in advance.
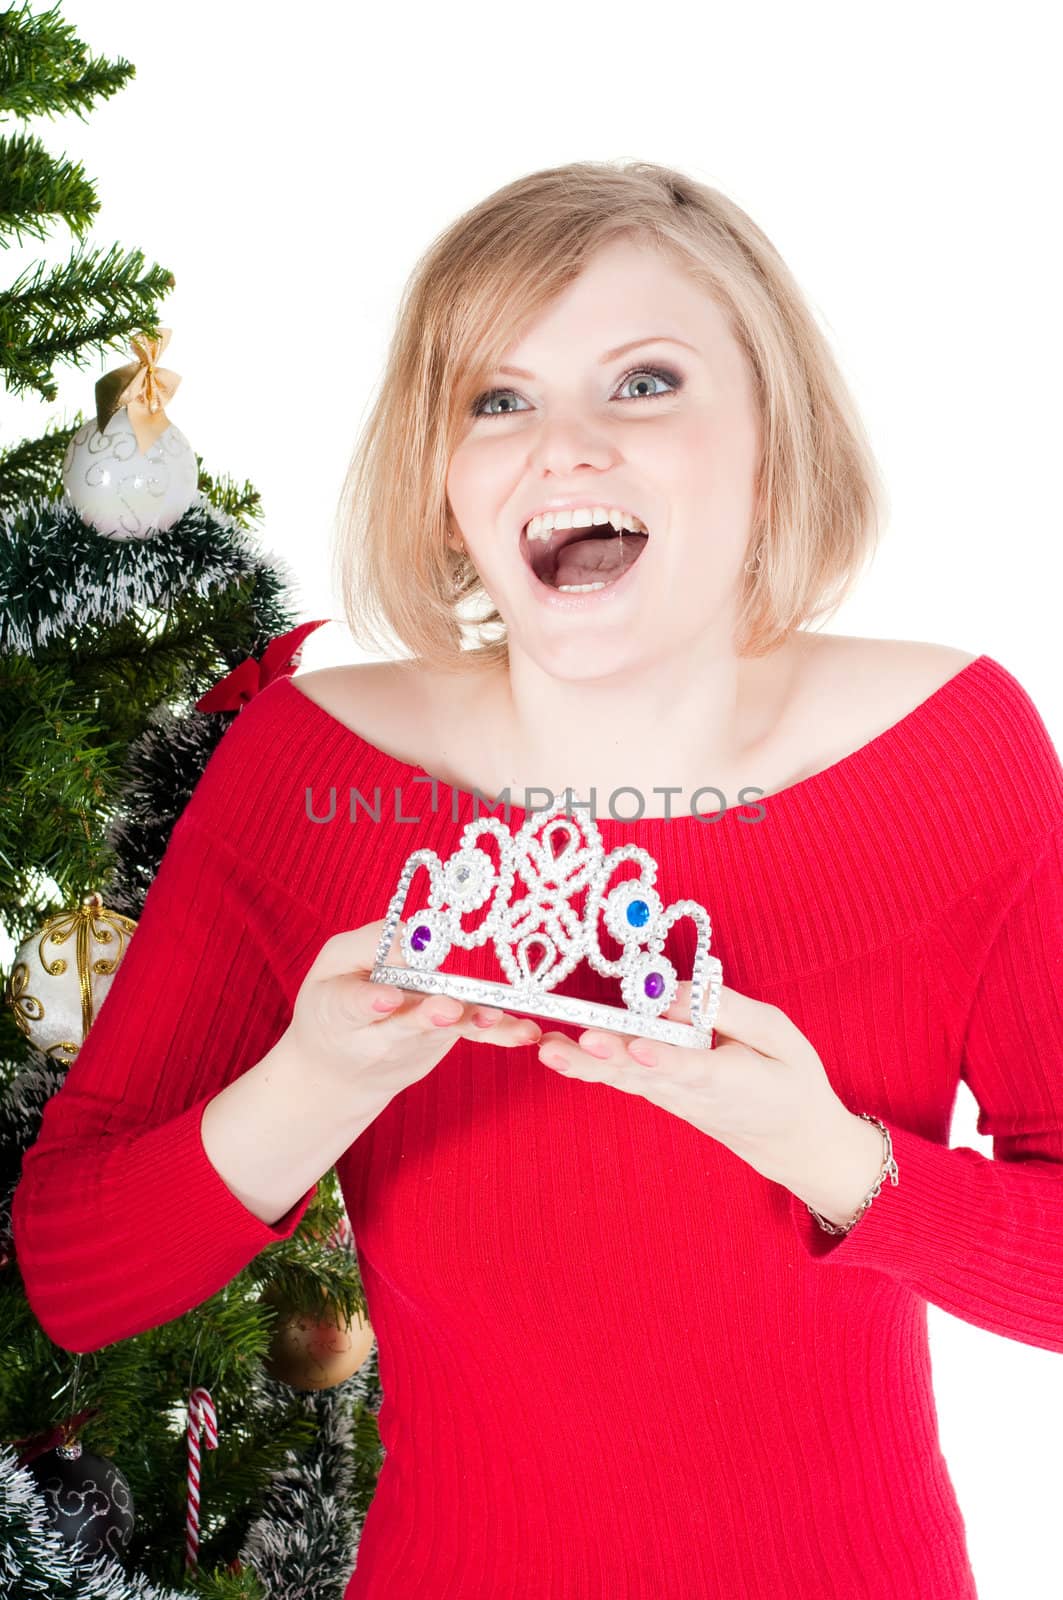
[525,506,648,542]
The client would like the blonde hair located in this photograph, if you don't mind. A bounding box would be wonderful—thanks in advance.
[333,160,888,673]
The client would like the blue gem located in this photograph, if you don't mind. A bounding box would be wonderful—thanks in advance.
[626,898,650,927]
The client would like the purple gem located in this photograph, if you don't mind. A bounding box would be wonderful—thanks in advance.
[411,924,432,952]
[643,971,665,1000]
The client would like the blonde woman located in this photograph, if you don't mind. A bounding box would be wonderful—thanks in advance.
[15,162,1063,1599]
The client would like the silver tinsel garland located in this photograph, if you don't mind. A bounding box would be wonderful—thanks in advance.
[0,1444,185,1600]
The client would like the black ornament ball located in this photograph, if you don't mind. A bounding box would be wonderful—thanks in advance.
[28,1442,135,1560]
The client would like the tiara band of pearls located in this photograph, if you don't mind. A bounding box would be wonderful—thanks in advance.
[370,790,724,1049]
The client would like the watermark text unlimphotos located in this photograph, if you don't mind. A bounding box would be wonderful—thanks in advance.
[304,779,767,826]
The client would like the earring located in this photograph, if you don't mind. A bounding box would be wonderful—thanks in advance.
[744,546,762,573]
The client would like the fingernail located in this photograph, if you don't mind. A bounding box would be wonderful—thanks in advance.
[372,994,401,1012]
[628,1040,656,1065]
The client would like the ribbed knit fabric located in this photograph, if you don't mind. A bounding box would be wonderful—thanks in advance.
[12,652,1063,1599]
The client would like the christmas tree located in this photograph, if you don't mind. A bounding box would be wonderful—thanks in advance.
[0,6,382,1595]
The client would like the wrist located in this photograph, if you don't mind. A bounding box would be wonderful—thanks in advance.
[787,1107,887,1228]
[270,1025,395,1127]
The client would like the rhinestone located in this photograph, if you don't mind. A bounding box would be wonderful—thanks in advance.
[626,899,650,927]
[411,925,432,952]
[644,971,665,999]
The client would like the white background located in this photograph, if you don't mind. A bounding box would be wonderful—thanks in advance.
[5,2,1062,1593]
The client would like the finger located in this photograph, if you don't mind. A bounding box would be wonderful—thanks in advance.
[347,921,441,1017]
[709,988,798,1058]
[660,977,724,1031]
[460,1001,542,1044]
[473,1013,543,1047]
[340,928,416,1024]
[311,921,413,1022]
[659,982,779,1053]
[380,989,541,1047]
[375,991,473,1032]
[661,978,693,1022]
[539,1028,666,1083]
[408,992,466,1030]
[312,918,406,984]
[465,1005,536,1034]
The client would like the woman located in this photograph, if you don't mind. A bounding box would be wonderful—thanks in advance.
[14,161,1063,1599]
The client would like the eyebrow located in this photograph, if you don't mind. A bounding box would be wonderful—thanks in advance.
[497,335,698,379]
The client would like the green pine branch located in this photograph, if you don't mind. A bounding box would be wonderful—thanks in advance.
[0,15,375,1593]
[196,466,265,531]
[0,130,99,245]
[0,414,81,511]
[0,499,300,944]
[0,3,134,124]
[1,241,174,400]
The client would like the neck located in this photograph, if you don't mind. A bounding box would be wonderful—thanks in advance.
[473,632,809,822]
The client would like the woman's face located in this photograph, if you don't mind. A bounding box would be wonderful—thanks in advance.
[445,236,763,679]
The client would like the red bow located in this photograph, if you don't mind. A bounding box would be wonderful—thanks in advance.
[195,620,330,713]
[14,1407,101,1467]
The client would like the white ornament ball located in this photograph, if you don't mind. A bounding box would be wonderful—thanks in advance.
[62,405,198,538]
[6,895,138,1063]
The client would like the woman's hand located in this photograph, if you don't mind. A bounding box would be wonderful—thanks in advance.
[536,981,880,1210]
[287,918,543,1101]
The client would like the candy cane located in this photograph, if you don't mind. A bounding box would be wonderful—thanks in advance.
[185,1387,218,1573]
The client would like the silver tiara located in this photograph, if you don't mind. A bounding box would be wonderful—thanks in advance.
[370,790,724,1049]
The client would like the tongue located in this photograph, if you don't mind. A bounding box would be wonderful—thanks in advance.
[550,531,648,588]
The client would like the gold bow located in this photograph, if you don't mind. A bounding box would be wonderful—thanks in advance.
[95,329,181,453]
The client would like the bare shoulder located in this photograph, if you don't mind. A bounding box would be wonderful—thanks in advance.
[290,658,472,757]
[812,635,978,696]
[810,630,973,688]
[793,634,981,753]
[290,659,419,739]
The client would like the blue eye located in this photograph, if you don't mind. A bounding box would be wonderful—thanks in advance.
[471,363,682,418]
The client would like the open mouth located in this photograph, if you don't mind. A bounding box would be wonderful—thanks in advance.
[520,511,650,593]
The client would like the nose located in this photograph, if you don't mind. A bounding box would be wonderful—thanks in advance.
[526,410,620,475]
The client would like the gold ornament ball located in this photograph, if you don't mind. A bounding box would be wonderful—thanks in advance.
[5,893,137,1062]
[260,1285,375,1391]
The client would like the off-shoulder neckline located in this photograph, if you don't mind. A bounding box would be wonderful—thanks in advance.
[275,653,993,829]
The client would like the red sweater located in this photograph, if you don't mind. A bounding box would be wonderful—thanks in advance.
[13,652,1063,1599]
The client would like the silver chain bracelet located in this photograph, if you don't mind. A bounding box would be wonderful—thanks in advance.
[806,1113,899,1236]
